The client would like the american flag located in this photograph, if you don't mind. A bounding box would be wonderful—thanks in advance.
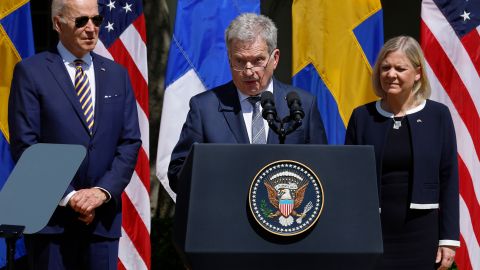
[421,0,480,269]
[95,0,150,269]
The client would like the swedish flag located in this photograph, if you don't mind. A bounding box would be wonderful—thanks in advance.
[0,0,35,267]
[292,0,383,144]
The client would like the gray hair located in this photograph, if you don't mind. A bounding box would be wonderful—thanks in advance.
[51,0,66,23]
[372,35,431,101]
[225,13,277,54]
[51,0,99,27]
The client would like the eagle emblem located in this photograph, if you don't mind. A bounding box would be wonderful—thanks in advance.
[249,160,324,236]
[264,172,309,226]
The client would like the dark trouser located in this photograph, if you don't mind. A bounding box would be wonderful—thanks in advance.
[25,233,119,270]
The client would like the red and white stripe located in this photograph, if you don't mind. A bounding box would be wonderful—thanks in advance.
[280,201,294,217]
[95,14,151,270]
[421,0,480,269]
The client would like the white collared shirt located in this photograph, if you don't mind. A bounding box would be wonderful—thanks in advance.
[375,99,426,118]
[57,42,96,112]
[237,79,273,143]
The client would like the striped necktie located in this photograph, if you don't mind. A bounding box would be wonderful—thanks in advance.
[74,59,94,133]
[247,96,266,144]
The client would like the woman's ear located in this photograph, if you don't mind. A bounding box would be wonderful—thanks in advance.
[415,67,421,82]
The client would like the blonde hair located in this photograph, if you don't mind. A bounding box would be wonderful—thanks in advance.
[372,36,431,101]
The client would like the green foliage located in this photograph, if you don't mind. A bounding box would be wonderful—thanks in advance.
[260,199,273,218]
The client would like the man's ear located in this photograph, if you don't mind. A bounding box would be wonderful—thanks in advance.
[53,16,62,33]
[272,49,280,68]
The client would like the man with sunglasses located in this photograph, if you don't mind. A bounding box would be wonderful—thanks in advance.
[8,0,141,269]
[168,13,327,193]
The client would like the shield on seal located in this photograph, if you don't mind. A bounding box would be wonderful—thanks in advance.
[279,199,294,217]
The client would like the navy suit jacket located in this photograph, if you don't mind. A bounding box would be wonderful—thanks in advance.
[168,79,327,192]
[345,100,459,243]
[8,49,141,238]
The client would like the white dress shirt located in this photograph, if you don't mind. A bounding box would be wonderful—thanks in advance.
[57,42,96,112]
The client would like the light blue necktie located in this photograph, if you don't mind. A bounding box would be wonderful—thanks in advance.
[247,96,266,144]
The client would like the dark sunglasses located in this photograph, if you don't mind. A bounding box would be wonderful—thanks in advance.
[68,15,104,28]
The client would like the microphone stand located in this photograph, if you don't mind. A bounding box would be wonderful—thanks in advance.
[261,91,303,144]
[0,224,25,270]
[267,116,302,144]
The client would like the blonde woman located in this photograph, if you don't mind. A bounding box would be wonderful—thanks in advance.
[345,36,459,270]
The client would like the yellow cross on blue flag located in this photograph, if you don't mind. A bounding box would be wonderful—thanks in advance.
[292,0,383,144]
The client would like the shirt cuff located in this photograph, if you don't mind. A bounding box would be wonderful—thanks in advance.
[59,190,76,206]
[94,187,111,203]
[439,240,460,247]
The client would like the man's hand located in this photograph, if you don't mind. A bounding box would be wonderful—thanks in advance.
[69,188,107,216]
[78,210,95,225]
[436,246,456,270]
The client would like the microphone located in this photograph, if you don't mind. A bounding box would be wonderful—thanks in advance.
[260,91,277,124]
[286,91,305,123]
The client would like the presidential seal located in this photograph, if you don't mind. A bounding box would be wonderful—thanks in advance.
[248,160,324,236]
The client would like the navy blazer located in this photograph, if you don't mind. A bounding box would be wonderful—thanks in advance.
[8,49,141,238]
[345,100,459,243]
[168,79,327,192]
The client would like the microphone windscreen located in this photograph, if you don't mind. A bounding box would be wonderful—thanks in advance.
[261,91,274,106]
[286,91,301,107]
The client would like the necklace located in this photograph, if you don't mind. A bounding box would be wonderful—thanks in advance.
[392,116,405,129]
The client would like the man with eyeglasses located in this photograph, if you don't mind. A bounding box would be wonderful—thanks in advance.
[8,0,141,269]
[168,13,327,192]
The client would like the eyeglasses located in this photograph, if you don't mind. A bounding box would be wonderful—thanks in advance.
[63,15,104,28]
[230,51,275,72]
